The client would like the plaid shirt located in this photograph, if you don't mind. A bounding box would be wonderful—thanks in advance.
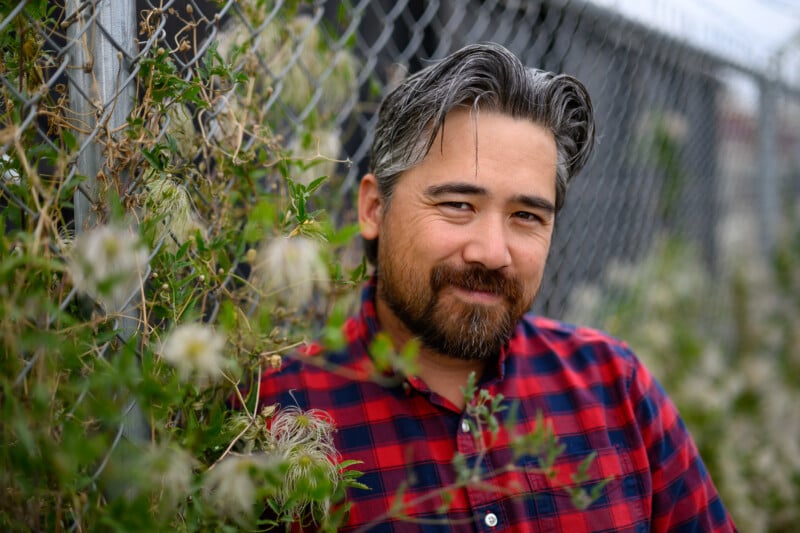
[256,279,736,532]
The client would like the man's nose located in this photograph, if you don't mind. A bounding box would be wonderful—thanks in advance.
[461,215,512,270]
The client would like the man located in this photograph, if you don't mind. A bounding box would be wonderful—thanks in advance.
[257,43,736,531]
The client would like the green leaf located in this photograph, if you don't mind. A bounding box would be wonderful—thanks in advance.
[572,451,597,484]
[328,222,361,246]
[218,300,237,331]
[350,256,368,283]
[369,333,395,374]
[436,490,453,514]
[306,175,328,194]
[338,459,364,470]
[397,338,420,376]
[460,371,478,403]
[142,147,165,171]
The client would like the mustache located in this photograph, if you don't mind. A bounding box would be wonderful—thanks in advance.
[430,264,523,301]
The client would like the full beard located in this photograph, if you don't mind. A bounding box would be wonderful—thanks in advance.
[378,260,532,361]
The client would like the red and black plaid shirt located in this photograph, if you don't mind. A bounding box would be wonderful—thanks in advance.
[255,278,736,532]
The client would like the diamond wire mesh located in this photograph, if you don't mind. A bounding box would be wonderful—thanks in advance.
[2,0,799,397]
[2,0,799,516]
[0,1,798,336]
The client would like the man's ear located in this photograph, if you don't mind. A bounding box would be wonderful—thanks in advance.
[358,173,382,240]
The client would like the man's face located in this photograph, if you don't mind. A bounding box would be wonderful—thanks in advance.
[359,109,558,361]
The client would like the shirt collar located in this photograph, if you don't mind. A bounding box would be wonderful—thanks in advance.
[357,275,382,345]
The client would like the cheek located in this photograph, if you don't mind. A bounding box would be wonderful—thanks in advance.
[512,241,551,280]
[513,230,552,262]
[403,219,468,260]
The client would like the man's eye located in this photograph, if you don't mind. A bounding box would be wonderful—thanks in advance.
[441,202,471,210]
[513,211,543,223]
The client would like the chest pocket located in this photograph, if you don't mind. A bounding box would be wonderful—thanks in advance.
[524,446,648,533]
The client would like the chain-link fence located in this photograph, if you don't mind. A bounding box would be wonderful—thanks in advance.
[4,0,799,318]
[3,0,800,529]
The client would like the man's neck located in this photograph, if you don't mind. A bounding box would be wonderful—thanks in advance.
[374,297,486,411]
[414,350,486,411]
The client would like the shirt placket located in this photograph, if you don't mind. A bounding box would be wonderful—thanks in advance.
[457,399,508,532]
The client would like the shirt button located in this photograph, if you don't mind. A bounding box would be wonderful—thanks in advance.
[461,420,470,433]
[484,512,498,527]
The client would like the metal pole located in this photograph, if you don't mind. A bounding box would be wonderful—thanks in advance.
[65,0,149,452]
[757,75,779,258]
[66,0,137,233]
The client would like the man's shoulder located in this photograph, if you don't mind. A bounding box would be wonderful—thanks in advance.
[519,313,626,344]
[512,313,638,369]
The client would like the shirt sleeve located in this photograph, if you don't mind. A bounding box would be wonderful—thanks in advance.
[628,351,737,532]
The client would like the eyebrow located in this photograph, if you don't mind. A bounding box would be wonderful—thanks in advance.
[512,194,556,214]
[424,182,487,197]
[425,182,556,214]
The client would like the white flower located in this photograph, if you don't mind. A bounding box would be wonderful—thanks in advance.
[269,406,336,449]
[251,235,329,309]
[279,443,339,517]
[144,444,195,510]
[268,407,340,519]
[159,323,227,384]
[203,454,271,526]
[67,223,149,311]
[142,176,206,252]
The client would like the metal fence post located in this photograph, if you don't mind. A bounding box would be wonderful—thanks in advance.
[65,0,149,452]
[758,76,779,258]
[66,0,137,234]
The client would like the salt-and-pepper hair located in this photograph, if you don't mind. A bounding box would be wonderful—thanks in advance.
[369,41,594,205]
[364,43,595,264]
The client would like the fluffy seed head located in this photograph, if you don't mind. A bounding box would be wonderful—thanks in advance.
[159,323,228,385]
[67,223,149,311]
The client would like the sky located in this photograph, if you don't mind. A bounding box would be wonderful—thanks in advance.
[587,0,800,83]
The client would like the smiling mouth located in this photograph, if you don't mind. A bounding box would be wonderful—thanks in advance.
[448,285,504,304]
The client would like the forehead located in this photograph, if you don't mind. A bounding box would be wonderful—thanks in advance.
[400,109,558,197]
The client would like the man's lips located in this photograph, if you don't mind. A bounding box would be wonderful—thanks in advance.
[448,285,505,304]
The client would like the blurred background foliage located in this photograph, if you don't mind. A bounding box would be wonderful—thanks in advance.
[565,228,800,531]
